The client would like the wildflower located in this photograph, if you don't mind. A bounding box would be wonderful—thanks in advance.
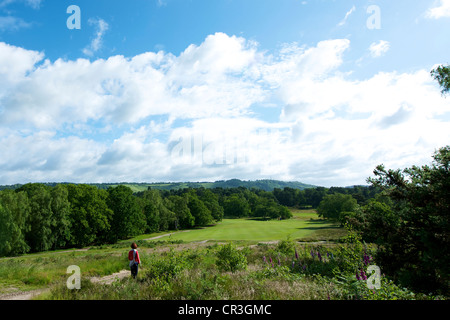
[263,256,267,264]
[318,251,322,262]
[277,257,281,266]
[295,249,299,260]
[310,249,315,259]
[360,269,367,281]
[291,261,295,269]
[356,272,361,280]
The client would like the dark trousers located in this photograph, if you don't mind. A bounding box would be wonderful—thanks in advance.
[131,263,139,278]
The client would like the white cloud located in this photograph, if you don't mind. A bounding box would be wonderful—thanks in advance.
[338,6,356,26]
[0,33,449,186]
[83,18,109,57]
[368,40,390,58]
[426,0,450,19]
[0,16,31,31]
[0,0,42,9]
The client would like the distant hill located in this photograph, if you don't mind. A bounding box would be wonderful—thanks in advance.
[0,179,318,192]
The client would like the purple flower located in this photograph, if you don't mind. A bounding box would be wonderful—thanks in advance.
[356,272,361,281]
[318,252,322,262]
[263,256,267,264]
[360,269,367,281]
[295,249,299,260]
[310,249,315,259]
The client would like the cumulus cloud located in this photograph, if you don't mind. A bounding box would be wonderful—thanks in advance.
[426,0,450,19]
[0,33,449,186]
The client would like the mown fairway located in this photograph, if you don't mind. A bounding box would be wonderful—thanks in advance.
[148,210,343,242]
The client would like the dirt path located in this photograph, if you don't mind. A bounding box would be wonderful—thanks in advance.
[143,230,190,241]
[0,269,132,300]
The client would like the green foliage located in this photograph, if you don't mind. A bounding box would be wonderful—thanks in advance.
[145,249,193,281]
[317,193,358,223]
[223,194,251,218]
[0,190,30,256]
[107,185,146,242]
[216,243,248,273]
[67,184,113,247]
[355,146,450,295]
[431,64,450,95]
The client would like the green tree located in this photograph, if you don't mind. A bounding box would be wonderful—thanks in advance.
[0,190,30,256]
[49,185,72,249]
[187,191,213,226]
[431,64,450,95]
[166,195,195,229]
[67,184,113,247]
[317,193,358,222]
[223,194,250,218]
[136,189,165,232]
[107,185,146,242]
[365,146,450,294]
[17,184,54,252]
[199,189,224,222]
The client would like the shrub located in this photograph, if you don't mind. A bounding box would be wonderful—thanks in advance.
[216,243,247,273]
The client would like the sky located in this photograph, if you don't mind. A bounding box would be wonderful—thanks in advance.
[0,0,449,187]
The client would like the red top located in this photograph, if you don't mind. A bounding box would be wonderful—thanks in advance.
[129,249,141,264]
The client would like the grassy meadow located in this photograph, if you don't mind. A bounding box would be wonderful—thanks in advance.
[130,209,345,243]
[0,209,440,300]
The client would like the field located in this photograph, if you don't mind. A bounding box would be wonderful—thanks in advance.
[130,210,345,243]
[0,209,437,301]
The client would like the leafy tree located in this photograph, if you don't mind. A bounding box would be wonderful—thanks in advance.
[49,185,72,249]
[223,194,251,218]
[198,189,224,222]
[187,191,213,226]
[17,184,55,252]
[347,198,399,245]
[273,187,298,207]
[166,195,195,229]
[107,185,146,242]
[431,64,450,95]
[302,187,327,208]
[67,184,113,247]
[0,190,30,256]
[136,189,168,232]
[363,146,450,294]
[317,193,358,222]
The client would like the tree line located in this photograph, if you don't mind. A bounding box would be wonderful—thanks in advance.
[0,178,381,257]
[0,184,295,257]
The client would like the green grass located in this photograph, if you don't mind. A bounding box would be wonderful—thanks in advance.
[144,210,342,242]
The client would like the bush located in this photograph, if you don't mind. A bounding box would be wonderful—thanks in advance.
[216,243,247,273]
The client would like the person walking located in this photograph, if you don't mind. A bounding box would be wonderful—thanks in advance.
[128,242,141,279]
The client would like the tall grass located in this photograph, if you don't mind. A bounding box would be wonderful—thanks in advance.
[37,240,440,300]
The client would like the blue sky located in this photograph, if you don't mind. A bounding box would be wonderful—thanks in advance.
[0,0,449,186]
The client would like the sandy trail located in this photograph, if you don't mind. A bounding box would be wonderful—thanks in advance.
[0,269,132,300]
